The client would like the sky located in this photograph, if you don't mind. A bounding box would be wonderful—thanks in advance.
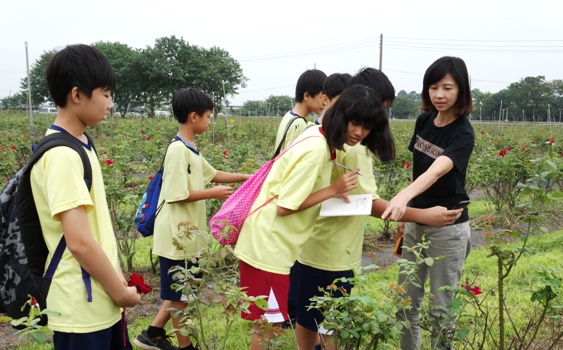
[1,0,562,106]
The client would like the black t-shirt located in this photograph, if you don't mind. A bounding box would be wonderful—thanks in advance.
[408,111,474,223]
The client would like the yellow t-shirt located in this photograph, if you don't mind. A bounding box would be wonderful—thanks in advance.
[298,144,380,271]
[274,111,308,152]
[234,126,331,274]
[152,140,217,260]
[30,130,121,333]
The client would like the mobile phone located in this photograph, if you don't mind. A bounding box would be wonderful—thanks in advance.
[452,200,471,210]
[393,234,403,257]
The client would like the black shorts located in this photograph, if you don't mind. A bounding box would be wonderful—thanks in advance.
[159,257,201,301]
[294,261,354,332]
[54,312,131,349]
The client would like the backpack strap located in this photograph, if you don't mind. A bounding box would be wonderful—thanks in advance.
[272,115,303,159]
[28,133,93,191]
[21,132,94,302]
[152,138,184,219]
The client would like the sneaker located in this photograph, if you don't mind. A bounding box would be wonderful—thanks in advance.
[133,330,179,350]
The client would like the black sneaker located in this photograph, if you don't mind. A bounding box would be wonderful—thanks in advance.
[133,330,178,350]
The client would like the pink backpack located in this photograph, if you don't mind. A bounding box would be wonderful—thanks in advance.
[209,136,317,245]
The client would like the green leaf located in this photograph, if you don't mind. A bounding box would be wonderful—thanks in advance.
[39,326,54,335]
[31,332,46,344]
[41,309,62,316]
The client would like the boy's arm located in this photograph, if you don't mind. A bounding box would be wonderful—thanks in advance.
[276,169,358,216]
[169,172,251,204]
[212,170,251,183]
[59,206,141,307]
[173,186,234,203]
[371,199,461,227]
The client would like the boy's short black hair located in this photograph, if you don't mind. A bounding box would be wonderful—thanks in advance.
[421,56,473,117]
[46,44,115,108]
[171,87,214,123]
[323,73,352,100]
[322,84,395,162]
[295,69,327,102]
[350,67,395,105]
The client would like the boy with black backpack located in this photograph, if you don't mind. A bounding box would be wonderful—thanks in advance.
[32,44,140,349]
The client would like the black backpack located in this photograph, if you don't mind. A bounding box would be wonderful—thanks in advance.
[0,132,94,325]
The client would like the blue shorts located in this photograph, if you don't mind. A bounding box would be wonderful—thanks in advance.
[159,257,200,301]
[294,261,353,332]
[53,312,131,350]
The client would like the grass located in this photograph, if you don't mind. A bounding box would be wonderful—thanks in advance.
[10,227,562,349]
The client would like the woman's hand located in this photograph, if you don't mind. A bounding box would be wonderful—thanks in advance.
[381,192,411,222]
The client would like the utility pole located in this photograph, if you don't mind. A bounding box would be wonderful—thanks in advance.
[25,41,34,145]
[379,34,383,71]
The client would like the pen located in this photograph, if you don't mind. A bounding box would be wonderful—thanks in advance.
[331,160,363,176]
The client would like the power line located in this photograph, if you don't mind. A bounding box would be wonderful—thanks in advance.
[386,36,563,43]
[236,36,563,65]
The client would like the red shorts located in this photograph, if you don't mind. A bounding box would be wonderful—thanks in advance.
[239,260,289,323]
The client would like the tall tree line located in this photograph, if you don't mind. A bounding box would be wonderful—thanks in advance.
[2,36,247,117]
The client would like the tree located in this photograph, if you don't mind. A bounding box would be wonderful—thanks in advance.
[19,50,56,106]
[241,100,266,116]
[133,36,247,117]
[505,76,552,122]
[1,91,27,110]
[392,90,419,118]
[93,41,140,117]
[264,95,293,116]
[471,88,493,121]
[133,36,196,116]
[199,46,247,117]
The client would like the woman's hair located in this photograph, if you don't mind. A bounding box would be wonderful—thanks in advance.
[322,84,395,161]
[420,56,473,117]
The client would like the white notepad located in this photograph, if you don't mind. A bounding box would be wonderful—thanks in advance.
[319,194,372,217]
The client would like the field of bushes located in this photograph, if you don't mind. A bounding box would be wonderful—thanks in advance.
[1,112,562,349]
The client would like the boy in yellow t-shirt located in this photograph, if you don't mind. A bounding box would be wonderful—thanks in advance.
[31,44,140,349]
[134,88,250,350]
[274,69,327,154]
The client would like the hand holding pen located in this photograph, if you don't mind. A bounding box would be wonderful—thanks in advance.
[331,160,363,176]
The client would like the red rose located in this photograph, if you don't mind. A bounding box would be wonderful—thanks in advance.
[148,175,154,181]
[128,272,152,294]
[498,149,507,157]
[549,137,555,144]
[147,135,152,141]
[223,150,229,158]
[105,159,114,166]
[480,131,484,135]
[403,161,411,169]
[30,296,38,306]
[462,281,483,296]
[11,145,16,150]
[469,286,483,296]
